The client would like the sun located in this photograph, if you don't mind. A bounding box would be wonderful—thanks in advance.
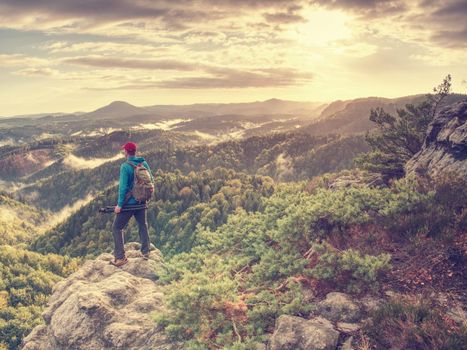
[291,8,353,46]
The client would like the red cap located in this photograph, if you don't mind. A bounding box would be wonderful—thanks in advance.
[122,142,137,152]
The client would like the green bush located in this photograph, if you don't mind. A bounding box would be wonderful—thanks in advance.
[378,174,466,240]
[310,243,391,293]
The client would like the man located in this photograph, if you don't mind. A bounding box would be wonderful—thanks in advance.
[111,141,154,267]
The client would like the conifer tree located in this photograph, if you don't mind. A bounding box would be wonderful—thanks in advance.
[357,75,451,181]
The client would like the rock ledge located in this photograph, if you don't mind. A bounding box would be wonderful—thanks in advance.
[22,243,179,350]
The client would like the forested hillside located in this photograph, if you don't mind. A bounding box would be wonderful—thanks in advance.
[0,193,49,245]
[18,133,368,211]
[0,129,195,181]
[32,169,275,257]
[0,246,79,350]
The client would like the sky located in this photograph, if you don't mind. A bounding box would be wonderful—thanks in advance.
[0,0,466,116]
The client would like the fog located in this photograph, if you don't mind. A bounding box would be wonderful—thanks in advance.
[63,153,123,169]
[275,153,294,181]
[0,179,27,193]
[42,194,95,232]
[133,119,190,131]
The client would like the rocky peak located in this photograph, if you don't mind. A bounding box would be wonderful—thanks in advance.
[21,243,180,350]
[406,100,467,178]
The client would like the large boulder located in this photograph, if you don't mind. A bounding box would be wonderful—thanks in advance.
[269,315,339,350]
[21,243,181,350]
[406,100,467,178]
[316,292,361,323]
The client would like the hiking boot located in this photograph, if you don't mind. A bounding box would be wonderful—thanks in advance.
[142,252,150,260]
[110,257,128,267]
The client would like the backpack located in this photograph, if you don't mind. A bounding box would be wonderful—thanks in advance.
[126,161,154,203]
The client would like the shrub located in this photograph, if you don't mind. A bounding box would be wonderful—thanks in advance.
[310,243,391,293]
[379,174,466,240]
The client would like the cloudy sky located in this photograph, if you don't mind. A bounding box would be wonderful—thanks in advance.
[0,0,466,115]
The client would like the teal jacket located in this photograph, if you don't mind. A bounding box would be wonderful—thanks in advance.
[117,156,153,207]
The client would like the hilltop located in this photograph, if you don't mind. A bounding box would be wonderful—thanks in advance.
[82,101,151,120]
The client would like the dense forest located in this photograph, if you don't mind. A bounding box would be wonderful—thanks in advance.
[18,132,368,211]
[32,169,275,258]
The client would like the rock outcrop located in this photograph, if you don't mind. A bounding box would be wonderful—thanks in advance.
[269,315,339,350]
[406,100,467,178]
[268,292,366,350]
[316,292,361,323]
[21,243,180,350]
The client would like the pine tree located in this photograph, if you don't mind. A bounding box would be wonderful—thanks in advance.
[357,75,451,181]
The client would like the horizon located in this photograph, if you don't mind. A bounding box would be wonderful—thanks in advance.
[1,0,466,115]
[1,92,451,119]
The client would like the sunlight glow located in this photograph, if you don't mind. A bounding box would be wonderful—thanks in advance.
[292,8,353,46]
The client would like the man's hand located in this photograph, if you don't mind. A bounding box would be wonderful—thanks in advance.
[114,206,122,214]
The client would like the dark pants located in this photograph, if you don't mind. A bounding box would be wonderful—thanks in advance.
[112,208,150,259]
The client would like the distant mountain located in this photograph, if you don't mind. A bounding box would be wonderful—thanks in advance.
[319,100,348,119]
[81,101,152,120]
[52,99,326,124]
[302,94,467,135]
[144,98,326,119]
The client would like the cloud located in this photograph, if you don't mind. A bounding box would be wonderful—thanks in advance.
[0,0,296,32]
[113,67,313,89]
[0,0,465,113]
[275,153,294,180]
[431,26,467,48]
[264,12,305,24]
[431,0,467,17]
[63,56,198,71]
[312,0,407,18]
[60,54,313,89]
[43,41,168,54]
[424,0,467,48]
[16,67,59,76]
[0,54,49,67]
[0,0,169,23]
[263,4,306,24]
